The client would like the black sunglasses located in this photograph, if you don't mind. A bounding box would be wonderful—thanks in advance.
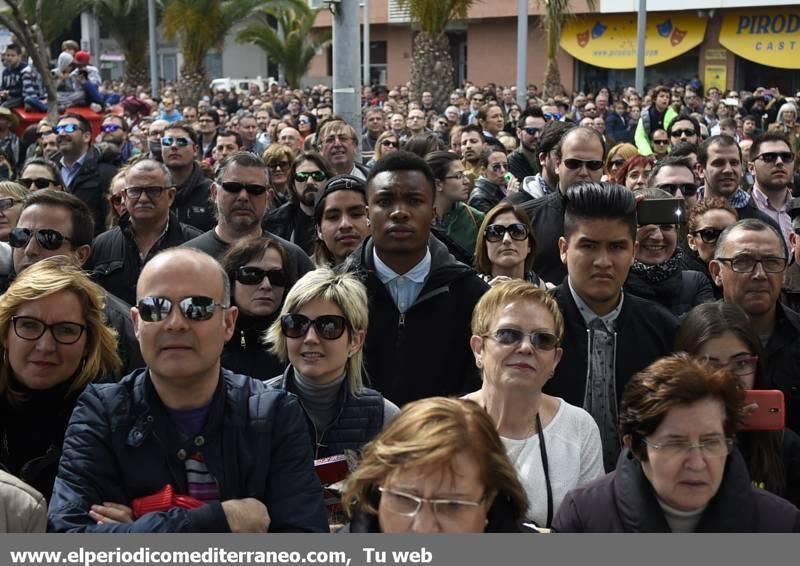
[136,296,227,322]
[280,314,348,340]
[691,227,724,244]
[0,197,18,210]
[19,177,54,190]
[562,158,604,171]
[657,183,698,197]
[294,171,327,183]
[381,140,399,148]
[235,266,289,287]
[755,152,795,164]
[670,128,697,138]
[8,227,72,250]
[523,127,542,136]
[221,181,268,196]
[485,223,528,242]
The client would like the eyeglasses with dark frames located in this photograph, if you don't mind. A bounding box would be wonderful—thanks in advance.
[715,255,787,273]
[11,316,86,345]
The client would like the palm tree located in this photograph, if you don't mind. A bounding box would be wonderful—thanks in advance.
[396,0,476,111]
[536,0,596,98]
[160,0,264,105]
[236,2,330,90]
[91,0,151,88]
[0,0,87,121]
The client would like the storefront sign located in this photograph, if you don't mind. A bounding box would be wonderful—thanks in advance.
[704,65,727,92]
[705,49,727,60]
[719,9,800,69]
[560,13,707,70]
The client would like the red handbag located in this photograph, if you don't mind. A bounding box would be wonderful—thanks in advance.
[131,484,206,519]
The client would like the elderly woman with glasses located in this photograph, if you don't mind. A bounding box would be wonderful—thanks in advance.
[220,238,292,380]
[475,203,545,288]
[0,256,121,501]
[342,397,535,533]
[464,281,604,528]
[624,189,714,317]
[683,197,737,299]
[554,353,800,532]
[266,268,399,459]
[677,302,800,507]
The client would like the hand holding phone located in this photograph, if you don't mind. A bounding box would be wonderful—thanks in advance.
[636,198,686,226]
[739,390,784,431]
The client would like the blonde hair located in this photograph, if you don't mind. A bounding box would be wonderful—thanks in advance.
[343,397,528,519]
[266,268,368,393]
[0,181,30,202]
[261,143,295,166]
[471,280,564,341]
[0,256,122,401]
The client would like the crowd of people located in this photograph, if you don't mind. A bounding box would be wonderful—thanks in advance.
[1,38,800,533]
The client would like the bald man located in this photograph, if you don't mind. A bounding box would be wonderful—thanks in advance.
[49,248,328,533]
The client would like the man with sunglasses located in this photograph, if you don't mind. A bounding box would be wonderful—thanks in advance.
[647,155,699,209]
[508,108,546,184]
[49,248,329,533]
[183,152,313,279]
[341,151,488,406]
[748,132,795,249]
[667,115,700,148]
[710,219,800,433]
[100,114,133,164]
[7,189,143,374]
[520,126,605,284]
[50,113,118,237]
[85,160,202,306]
[161,121,214,232]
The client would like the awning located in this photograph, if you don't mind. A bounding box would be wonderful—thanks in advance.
[560,12,707,70]
[719,9,800,69]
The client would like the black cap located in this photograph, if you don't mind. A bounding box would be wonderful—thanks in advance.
[313,174,367,224]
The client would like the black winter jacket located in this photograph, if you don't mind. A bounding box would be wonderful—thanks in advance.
[47,368,328,533]
[624,268,714,318]
[86,212,202,306]
[763,303,800,434]
[519,191,567,284]
[682,245,723,300]
[103,291,146,375]
[547,282,679,410]
[553,448,800,532]
[221,312,286,380]
[262,200,316,255]
[340,236,488,406]
[468,178,506,213]
[50,146,117,236]
[173,163,215,232]
[507,148,539,184]
[266,366,385,459]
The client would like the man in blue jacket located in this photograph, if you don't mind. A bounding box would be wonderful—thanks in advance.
[48,248,328,533]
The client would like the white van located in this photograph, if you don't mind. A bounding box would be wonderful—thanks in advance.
[209,76,275,93]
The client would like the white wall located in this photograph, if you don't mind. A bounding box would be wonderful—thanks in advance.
[600,0,799,13]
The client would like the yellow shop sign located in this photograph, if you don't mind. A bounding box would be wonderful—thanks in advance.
[560,13,707,70]
[719,9,800,69]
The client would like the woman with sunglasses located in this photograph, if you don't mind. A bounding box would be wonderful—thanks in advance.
[0,181,28,242]
[0,256,121,501]
[603,143,638,182]
[613,155,653,192]
[105,168,128,230]
[425,151,484,257]
[624,188,714,317]
[264,152,332,255]
[342,397,535,533]
[266,268,399,459]
[464,281,604,529]
[685,197,738,299]
[650,129,670,160]
[366,131,399,171]
[18,158,63,193]
[220,238,291,380]
[475,203,545,288]
[261,144,295,208]
[677,302,800,507]
[296,112,317,145]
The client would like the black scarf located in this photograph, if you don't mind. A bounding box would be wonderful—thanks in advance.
[630,247,684,284]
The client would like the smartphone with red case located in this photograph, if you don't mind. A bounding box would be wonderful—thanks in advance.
[740,390,784,431]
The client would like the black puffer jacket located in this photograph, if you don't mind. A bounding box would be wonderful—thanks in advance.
[624,267,714,318]
[173,163,215,232]
[340,236,488,406]
[468,177,506,213]
[221,313,286,380]
[553,448,800,532]
[50,146,118,236]
[86,211,202,306]
[48,368,329,533]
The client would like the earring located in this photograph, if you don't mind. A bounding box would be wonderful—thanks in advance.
[347,351,353,358]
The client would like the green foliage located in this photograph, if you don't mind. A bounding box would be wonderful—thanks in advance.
[18,0,89,44]
[90,0,150,82]
[236,1,330,89]
[395,0,476,37]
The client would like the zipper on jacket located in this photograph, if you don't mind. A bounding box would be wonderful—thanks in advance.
[398,313,406,328]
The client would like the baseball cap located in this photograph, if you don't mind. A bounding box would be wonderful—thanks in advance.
[74,50,90,65]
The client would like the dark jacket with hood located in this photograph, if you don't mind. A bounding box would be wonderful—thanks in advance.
[340,236,488,406]
[172,162,214,232]
[266,366,385,459]
[48,368,329,533]
[468,177,506,213]
[553,448,800,532]
[50,145,118,237]
[86,211,202,306]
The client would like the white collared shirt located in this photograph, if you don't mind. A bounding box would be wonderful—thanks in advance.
[373,248,431,313]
